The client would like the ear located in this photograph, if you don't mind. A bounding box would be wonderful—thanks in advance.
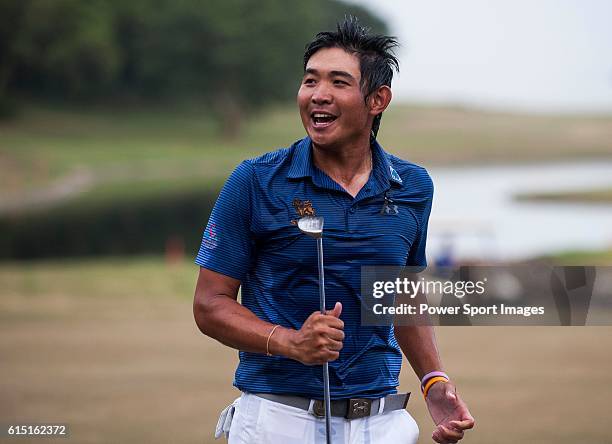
[367,85,392,116]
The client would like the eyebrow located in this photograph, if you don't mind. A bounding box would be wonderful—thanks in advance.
[304,68,356,82]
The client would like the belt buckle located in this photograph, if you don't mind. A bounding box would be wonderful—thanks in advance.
[345,398,371,420]
[312,399,325,418]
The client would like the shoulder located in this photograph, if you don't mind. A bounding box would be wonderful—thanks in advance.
[245,146,293,167]
[235,139,305,185]
[387,154,434,196]
[222,140,303,197]
[239,140,302,175]
[226,145,292,177]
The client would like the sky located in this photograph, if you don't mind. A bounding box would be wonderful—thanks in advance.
[345,0,612,113]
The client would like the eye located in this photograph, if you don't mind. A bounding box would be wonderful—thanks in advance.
[334,79,349,86]
[303,78,316,85]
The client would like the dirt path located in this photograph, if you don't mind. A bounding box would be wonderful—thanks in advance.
[0,168,95,214]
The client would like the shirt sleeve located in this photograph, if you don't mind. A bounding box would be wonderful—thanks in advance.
[195,160,254,281]
[406,169,434,267]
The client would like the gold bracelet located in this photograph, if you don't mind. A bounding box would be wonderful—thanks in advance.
[266,325,281,356]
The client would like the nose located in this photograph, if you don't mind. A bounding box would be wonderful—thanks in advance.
[311,83,332,105]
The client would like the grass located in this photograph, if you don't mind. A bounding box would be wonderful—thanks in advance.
[516,187,612,204]
[0,256,197,299]
[61,174,222,212]
[546,248,612,265]
[1,257,612,443]
[378,104,612,164]
[2,103,612,208]
[0,104,297,195]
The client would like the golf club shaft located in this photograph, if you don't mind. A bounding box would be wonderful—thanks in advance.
[323,362,331,444]
[316,237,332,444]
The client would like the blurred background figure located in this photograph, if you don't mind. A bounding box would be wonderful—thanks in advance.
[433,233,455,268]
[1,1,611,443]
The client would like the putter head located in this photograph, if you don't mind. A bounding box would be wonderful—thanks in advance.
[297,216,324,239]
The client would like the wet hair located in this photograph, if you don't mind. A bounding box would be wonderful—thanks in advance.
[303,16,399,139]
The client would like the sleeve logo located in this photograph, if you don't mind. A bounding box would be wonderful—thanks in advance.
[202,221,219,249]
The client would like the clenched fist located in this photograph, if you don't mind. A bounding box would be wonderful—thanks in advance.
[286,302,345,365]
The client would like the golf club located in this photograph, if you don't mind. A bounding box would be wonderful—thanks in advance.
[297,216,331,444]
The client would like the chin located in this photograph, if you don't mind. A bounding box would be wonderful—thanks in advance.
[308,129,342,149]
[309,136,336,150]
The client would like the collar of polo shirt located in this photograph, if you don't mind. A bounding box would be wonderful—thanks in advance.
[286,137,404,195]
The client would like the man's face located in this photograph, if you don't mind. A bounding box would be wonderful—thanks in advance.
[297,47,371,149]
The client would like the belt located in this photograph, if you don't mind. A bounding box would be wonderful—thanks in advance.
[253,392,410,420]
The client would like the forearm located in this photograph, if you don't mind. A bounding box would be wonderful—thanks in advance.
[194,292,294,357]
[394,324,443,380]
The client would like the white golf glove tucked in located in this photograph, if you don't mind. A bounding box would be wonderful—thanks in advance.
[214,397,241,440]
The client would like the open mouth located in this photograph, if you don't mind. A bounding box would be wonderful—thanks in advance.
[311,112,337,128]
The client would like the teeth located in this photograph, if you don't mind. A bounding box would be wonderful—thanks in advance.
[313,113,334,118]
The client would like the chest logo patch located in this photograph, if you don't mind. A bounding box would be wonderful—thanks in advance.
[291,198,316,225]
[380,193,399,215]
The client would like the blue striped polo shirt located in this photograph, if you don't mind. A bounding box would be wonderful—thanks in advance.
[195,136,433,400]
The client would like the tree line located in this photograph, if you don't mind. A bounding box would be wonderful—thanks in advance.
[0,0,386,128]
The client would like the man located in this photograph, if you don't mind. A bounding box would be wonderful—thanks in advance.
[194,17,474,444]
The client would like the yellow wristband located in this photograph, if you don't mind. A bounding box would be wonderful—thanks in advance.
[266,325,280,356]
[423,376,448,398]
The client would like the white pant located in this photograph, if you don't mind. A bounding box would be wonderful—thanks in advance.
[220,392,419,444]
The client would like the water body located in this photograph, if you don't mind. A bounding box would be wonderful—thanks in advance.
[426,160,612,261]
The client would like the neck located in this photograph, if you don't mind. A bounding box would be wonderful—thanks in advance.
[313,137,372,179]
[311,134,373,197]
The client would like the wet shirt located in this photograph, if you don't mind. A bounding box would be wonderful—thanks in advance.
[195,136,433,400]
